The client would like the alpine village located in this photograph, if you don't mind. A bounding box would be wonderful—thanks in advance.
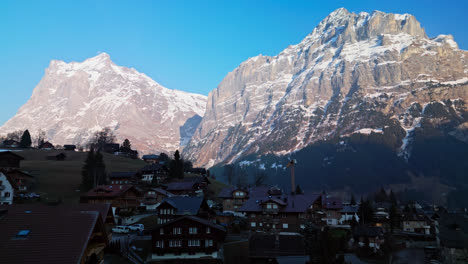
[2,4,468,264]
[0,126,466,264]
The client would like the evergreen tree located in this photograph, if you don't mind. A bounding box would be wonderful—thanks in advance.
[81,149,96,191]
[159,152,170,163]
[350,194,357,205]
[295,184,304,194]
[358,198,374,224]
[169,150,184,179]
[389,203,399,233]
[389,189,397,205]
[81,149,107,191]
[20,129,32,148]
[121,139,131,152]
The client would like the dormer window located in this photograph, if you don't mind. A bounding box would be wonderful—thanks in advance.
[189,227,198,234]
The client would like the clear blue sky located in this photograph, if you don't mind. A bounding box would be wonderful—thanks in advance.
[1,0,467,125]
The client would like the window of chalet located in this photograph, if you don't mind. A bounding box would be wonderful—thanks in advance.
[4,192,10,197]
[188,240,200,247]
[251,222,256,227]
[282,223,288,229]
[266,203,278,209]
[206,227,211,234]
[205,240,213,247]
[160,228,164,235]
[189,227,198,234]
[156,241,164,248]
[251,213,256,218]
[173,227,181,235]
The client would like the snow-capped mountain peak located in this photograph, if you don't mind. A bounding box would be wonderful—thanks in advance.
[184,9,468,167]
[0,53,207,154]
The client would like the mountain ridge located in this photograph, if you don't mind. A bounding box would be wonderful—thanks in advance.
[0,52,207,154]
[183,8,468,167]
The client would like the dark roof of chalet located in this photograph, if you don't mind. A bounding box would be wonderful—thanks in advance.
[0,205,102,264]
[39,141,54,148]
[140,163,166,172]
[218,186,274,199]
[66,203,113,224]
[239,194,320,213]
[166,181,197,191]
[142,154,159,159]
[0,151,25,160]
[148,188,173,197]
[157,196,205,215]
[402,212,429,222]
[353,225,384,237]
[1,169,34,178]
[438,211,468,249]
[341,205,359,213]
[181,176,211,184]
[322,196,343,209]
[373,202,393,210]
[109,172,136,178]
[249,233,305,257]
[2,139,20,145]
[83,185,138,198]
[155,215,226,232]
[64,144,76,147]
[0,171,19,189]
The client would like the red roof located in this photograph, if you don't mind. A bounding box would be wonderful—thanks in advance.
[83,184,136,198]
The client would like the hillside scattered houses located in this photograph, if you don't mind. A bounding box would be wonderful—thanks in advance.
[0,145,468,264]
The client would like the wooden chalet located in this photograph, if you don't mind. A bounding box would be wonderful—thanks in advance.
[0,204,110,264]
[218,186,272,212]
[108,171,137,185]
[142,188,174,211]
[156,196,212,224]
[63,145,76,151]
[239,193,321,232]
[1,169,34,192]
[0,172,16,205]
[0,151,24,169]
[140,163,168,184]
[2,140,20,148]
[353,225,385,251]
[142,154,160,163]
[151,215,227,263]
[38,141,54,150]
[166,177,211,196]
[80,185,142,212]
[321,195,343,226]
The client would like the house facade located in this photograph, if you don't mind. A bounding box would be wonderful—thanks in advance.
[140,163,168,184]
[0,172,15,205]
[151,215,227,263]
[0,151,24,169]
[156,196,212,224]
[141,188,173,211]
[402,213,431,235]
[321,196,343,226]
[80,185,142,212]
[239,194,321,233]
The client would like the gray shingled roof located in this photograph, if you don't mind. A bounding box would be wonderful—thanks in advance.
[239,194,320,213]
[157,196,205,215]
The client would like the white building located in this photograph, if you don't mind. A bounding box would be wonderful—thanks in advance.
[0,172,15,205]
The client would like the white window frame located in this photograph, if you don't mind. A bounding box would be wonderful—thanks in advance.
[282,223,288,229]
[206,227,211,234]
[251,222,256,227]
[160,228,164,235]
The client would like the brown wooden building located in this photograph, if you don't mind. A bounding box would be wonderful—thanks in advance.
[80,185,142,211]
[0,151,24,169]
[239,194,321,233]
[156,196,212,224]
[141,188,173,211]
[151,215,227,263]
[1,169,34,192]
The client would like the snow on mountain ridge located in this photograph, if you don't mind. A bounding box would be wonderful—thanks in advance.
[184,8,468,167]
[0,53,207,154]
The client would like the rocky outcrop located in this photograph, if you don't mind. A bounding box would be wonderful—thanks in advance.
[184,8,468,167]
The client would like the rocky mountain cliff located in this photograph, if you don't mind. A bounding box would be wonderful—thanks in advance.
[0,53,207,154]
[184,8,468,168]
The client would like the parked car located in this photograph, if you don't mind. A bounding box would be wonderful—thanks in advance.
[112,226,130,234]
[127,224,144,231]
